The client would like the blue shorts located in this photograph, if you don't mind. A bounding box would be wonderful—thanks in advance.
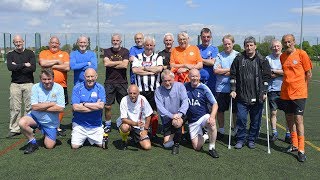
[28,113,57,141]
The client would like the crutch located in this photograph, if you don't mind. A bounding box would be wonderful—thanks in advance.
[265,96,271,154]
[228,97,233,149]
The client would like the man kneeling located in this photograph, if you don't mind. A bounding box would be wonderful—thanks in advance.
[117,84,153,150]
[19,68,65,154]
[71,68,106,149]
[185,69,219,158]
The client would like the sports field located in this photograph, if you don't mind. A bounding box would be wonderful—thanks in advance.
[0,62,319,179]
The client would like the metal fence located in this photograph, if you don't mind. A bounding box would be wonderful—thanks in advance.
[1,32,319,62]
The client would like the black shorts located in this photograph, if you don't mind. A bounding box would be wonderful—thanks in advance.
[140,91,156,111]
[162,115,186,136]
[268,91,284,111]
[130,128,149,143]
[63,87,69,105]
[281,99,306,115]
[105,83,128,106]
[215,92,237,113]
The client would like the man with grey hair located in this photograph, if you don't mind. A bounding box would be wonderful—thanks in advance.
[132,36,163,139]
[159,33,174,70]
[155,69,189,155]
[103,33,129,133]
[230,36,271,149]
[6,35,36,138]
[70,35,98,85]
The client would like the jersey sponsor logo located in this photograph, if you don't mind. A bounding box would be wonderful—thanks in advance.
[188,98,200,106]
[141,61,153,67]
[91,92,98,98]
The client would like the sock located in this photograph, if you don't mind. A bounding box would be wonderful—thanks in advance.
[209,143,215,150]
[151,115,159,136]
[105,120,111,127]
[298,135,305,153]
[119,129,130,142]
[202,133,209,143]
[291,131,298,148]
[28,138,37,144]
[218,128,224,134]
[59,112,64,122]
[272,128,277,133]
[286,127,290,134]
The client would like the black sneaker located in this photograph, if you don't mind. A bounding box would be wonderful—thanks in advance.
[297,151,306,162]
[122,141,128,150]
[271,132,278,142]
[57,129,66,137]
[285,145,298,153]
[6,132,21,138]
[24,142,39,154]
[104,126,111,133]
[217,132,224,141]
[284,135,291,144]
[172,143,179,155]
[208,149,219,158]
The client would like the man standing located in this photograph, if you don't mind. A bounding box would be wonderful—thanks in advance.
[129,33,145,84]
[6,35,36,138]
[280,34,312,162]
[185,69,219,158]
[230,36,271,149]
[103,33,129,133]
[70,35,97,85]
[71,68,106,149]
[19,68,65,154]
[132,36,163,139]
[158,33,174,71]
[265,39,289,142]
[213,34,239,140]
[155,70,189,155]
[197,28,219,93]
[39,36,70,136]
[117,84,153,150]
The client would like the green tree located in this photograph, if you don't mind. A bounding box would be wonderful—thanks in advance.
[256,42,271,57]
[61,44,72,53]
[233,44,242,52]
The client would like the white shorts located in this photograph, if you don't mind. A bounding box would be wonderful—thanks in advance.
[188,114,210,140]
[71,122,104,146]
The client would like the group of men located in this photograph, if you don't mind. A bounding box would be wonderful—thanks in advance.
[6,29,312,162]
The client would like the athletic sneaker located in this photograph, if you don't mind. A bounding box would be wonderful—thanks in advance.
[284,134,291,144]
[172,143,179,155]
[248,141,255,149]
[57,129,66,137]
[208,149,219,158]
[285,145,298,153]
[104,126,111,133]
[234,141,244,149]
[122,141,128,150]
[297,151,306,162]
[24,142,39,154]
[271,132,278,142]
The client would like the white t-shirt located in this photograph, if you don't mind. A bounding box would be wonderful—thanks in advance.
[120,95,153,129]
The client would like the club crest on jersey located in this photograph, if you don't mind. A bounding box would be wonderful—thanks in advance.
[91,92,98,98]
[197,92,200,97]
[189,52,194,56]
[51,94,56,98]
[59,54,63,58]
[188,98,200,106]
[292,60,298,65]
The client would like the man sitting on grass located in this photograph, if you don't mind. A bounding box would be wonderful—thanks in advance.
[71,68,106,149]
[19,68,65,154]
[116,84,153,150]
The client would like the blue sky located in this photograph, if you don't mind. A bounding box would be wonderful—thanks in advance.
[0,0,319,48]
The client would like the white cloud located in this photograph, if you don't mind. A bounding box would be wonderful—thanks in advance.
[100,3,126,17]
[22,0,52,12]
[27,18,42,26]
[291,4,320,15]
[185,0,199,8]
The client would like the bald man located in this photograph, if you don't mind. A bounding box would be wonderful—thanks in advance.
[71,68,106,149]
[70,35,98,85]
[6,35,36,138]
[39,36,70,136]
[116,84,153,150]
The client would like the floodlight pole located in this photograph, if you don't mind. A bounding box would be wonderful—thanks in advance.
[97,0,100,60]
[300,0,304,49]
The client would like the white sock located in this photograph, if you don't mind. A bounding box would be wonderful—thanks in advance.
[209,143,215,150]
[105,120,111,126]
[218,128,225,134]
[202,133,209,143]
